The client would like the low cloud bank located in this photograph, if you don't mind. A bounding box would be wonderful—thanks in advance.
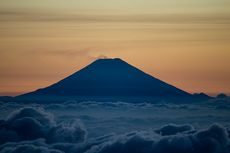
[154,124,195,136]
[86,124,229,153]
[0,107,86,144]
[1,123,230,153]
[0,139,63,153]
[0,107,229,153]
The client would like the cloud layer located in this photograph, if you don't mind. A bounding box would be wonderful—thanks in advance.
[1,123,229,153]
[0,107,86,144]
[0,99,230,153]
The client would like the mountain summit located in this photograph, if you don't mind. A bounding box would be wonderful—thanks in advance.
[18,58,193,102]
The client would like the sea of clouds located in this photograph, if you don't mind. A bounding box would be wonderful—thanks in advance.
[0,98,230,153]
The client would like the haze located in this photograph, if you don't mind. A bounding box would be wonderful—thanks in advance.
[0,0,230,96]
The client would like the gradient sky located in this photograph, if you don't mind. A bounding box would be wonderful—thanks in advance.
[0,0,230,96]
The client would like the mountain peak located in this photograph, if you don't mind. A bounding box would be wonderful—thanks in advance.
[94,58,124,64]
[96,57,122,61]
[86,58,131,71]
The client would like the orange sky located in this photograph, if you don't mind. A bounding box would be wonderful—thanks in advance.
[0,0,230,96]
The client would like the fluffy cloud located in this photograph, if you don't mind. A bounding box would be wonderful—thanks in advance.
[0,107,86,144]
[0,102,230,153]
[0,139,63,153]
[0,123,229,153]
[46,121,86,143]
[154,124,195,136]
[86,124,230,153]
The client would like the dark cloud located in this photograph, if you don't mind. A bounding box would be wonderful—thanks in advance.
[0,107,86,144]
[154,124,195,136]
[86,124,230,153]
[46,121,86,143]
[43,101,201,113]
[0,102,230,153]
[0,139,63,153]
[0,122,229,153]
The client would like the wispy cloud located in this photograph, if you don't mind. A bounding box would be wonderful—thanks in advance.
[25,49,110,61]
[0,9,230,24]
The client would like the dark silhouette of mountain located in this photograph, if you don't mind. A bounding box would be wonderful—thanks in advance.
[0,96,14,102]
[216,93,228,99]
[193,93,212,100]
[17,58,197,102]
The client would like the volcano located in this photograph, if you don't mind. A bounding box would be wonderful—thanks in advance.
[18,58,194,102]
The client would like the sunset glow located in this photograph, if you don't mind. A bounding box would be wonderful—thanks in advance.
[0,0,230,96]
